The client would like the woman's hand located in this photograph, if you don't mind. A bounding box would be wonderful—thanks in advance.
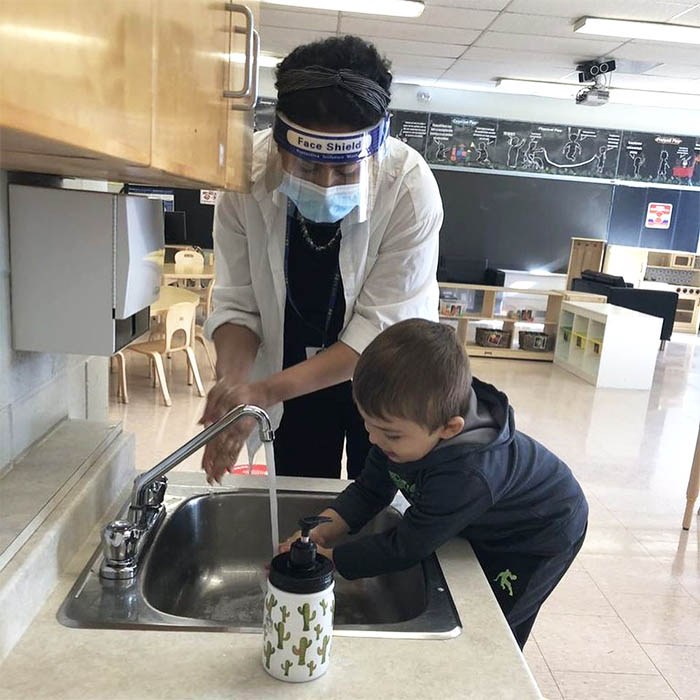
[200,379,274,485]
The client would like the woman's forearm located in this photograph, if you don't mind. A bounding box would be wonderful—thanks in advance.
[264,341,359,405]
[212,323,261,381]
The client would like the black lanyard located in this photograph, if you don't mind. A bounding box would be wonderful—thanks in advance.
[283,218,342,350]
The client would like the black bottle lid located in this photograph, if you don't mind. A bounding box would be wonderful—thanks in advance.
[269,516,334,594]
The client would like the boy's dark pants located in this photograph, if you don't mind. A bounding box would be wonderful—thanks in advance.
[471,524,587,649]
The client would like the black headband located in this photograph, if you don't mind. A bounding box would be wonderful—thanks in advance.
[276,66,391,115]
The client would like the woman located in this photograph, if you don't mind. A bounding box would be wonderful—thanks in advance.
[201,36,442,483]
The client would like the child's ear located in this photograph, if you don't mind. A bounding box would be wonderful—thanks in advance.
[437,416,464,440]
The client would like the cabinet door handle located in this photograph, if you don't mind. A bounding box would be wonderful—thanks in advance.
[223,3,256,103]
[229,28,259,112]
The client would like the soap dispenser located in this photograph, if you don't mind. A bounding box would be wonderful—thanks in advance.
[262,516,335,682]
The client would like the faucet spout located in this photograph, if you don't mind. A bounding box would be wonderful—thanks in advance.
[101,404,273,580]
[130,404,274,511]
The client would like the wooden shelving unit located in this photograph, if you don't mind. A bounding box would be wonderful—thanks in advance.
[439,283,605,362]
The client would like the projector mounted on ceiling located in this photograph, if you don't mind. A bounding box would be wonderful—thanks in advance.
[575,59,616,106]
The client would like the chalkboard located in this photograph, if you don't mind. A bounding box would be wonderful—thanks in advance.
[425,113,498,168]
[425,117,621,179]
[435,169,612,273]
[389,110,429,154]
[619,131,700,186]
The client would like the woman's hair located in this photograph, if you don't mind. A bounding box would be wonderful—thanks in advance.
[275,35,392,130]
[353,319,473,431]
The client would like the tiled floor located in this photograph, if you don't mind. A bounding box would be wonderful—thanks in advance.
[110,333,700,700]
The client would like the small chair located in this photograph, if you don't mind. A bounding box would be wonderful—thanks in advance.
[111,351,128,404]
[194,280,216,376]
[127,301,204,406]
[174,249,204,274]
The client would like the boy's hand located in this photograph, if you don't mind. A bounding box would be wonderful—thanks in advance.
[279,509,349,553]
[278,534,333,563]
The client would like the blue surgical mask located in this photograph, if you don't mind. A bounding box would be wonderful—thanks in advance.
[279,173,361,223]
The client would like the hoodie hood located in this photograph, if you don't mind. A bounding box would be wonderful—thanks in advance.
[435,377,513,454]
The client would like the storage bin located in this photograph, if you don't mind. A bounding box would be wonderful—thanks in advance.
[475,328,512,348]
[518,331,554,352]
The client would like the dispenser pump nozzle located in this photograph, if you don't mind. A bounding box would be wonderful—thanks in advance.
[291,516,333,568]
[299,515,333,541]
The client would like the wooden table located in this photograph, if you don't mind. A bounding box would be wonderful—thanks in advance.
[682,424,700,530]
[161,263,215,283]
[151,285,200,314]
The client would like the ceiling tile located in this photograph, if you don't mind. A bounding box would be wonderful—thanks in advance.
[610,72,700,92]
[259,27,335,55]
[673,7,700,24]
[392,67,447,81]
[612,40,700,65]
[475,31,623,57]
[645,63,700,79]
[389,53,456,71]
[370,35,468,59]
[507,0,695,22]
[441,59,575,82]
[489,13,577,37]
[424,0,510,9]
[461,46,574,68]
[344,6,497,29]
[260,8,338,32]
[409,6,498,29]
[339,17,480,44]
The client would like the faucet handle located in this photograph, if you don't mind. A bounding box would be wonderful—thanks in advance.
[102,520,141,565]
[144,477,167,508]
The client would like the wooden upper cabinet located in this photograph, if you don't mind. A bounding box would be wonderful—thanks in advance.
[0,1,258,190]
[0,0,153,168]
[225,2,258,192]
[152,1,228,188]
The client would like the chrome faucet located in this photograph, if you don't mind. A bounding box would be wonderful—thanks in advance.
[100,404,274,580]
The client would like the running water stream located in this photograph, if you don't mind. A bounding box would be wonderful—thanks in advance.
[263,441,280,558]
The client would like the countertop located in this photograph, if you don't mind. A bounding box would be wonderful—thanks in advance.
[0,474,541,700]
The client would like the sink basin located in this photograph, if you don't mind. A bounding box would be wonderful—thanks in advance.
[59,487,461,639]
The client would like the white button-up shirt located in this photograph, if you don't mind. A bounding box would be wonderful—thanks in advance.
[205,130,443,432]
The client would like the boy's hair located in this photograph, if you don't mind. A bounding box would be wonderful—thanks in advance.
[275,35,392,130]
[353,319,473,431]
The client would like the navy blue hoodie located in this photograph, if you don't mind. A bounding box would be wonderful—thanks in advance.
[332,378,588,580]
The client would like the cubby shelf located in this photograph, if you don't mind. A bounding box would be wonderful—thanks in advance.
[553,301,662,389]
[439,283,606,362]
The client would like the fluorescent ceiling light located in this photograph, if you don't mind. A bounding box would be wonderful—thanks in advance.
[496,78,700,110]
[262,0,424,18]
[574,16,700,45]
[231,52,282,68]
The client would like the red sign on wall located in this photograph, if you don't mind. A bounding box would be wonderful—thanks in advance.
[646,202,673,229]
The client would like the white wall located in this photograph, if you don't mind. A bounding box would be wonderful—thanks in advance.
[0,170,109,474]
[259,67,700,136]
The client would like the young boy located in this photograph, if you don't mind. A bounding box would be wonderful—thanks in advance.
[282,319,588,649]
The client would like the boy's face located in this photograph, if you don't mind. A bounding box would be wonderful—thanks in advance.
[358,408,464,464]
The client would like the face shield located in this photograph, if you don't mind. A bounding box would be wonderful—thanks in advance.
[267,112,390,224]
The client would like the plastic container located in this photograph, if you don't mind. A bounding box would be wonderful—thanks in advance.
[263,516,334,683]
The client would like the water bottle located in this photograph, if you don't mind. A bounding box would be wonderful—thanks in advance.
[262,516,335,683]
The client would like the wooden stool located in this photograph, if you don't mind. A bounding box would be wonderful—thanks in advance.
[682,423,700,530]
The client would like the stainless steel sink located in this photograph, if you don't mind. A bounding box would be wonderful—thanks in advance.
[59,487,461,639]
